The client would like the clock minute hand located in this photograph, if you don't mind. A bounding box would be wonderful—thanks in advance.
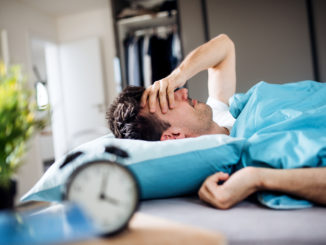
[99,172,108,198]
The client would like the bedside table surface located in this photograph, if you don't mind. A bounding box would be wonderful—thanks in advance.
[71,212,226,245]
[14,201,225,245]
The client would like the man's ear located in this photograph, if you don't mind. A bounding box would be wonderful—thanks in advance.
[160,127,186,141]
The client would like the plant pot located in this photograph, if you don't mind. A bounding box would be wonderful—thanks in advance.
[0,179,17,210]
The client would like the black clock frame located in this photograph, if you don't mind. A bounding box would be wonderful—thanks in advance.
[63,159,140,236]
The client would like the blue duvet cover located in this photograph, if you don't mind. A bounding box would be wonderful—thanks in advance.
[229,80,326,209]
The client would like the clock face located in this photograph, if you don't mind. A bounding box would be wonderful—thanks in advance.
[65,160,139,235]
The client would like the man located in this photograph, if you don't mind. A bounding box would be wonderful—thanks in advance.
[107,34,326,209]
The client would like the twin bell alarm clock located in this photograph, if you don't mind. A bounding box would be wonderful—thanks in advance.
[60,146,139,236]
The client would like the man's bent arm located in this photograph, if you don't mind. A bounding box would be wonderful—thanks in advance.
[176,34,236,104]
[176,33,236,103]
[258,167,326,205]
[199,167,326,209]
[141,34,236,112]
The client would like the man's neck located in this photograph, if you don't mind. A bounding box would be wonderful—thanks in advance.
[186,122,230,138]
[207,122,229,135]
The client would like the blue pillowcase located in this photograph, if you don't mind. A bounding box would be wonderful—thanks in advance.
[21,134,245,203]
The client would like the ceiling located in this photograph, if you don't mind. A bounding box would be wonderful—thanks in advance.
[18,0,109,17]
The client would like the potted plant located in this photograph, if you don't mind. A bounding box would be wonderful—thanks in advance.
[0,62,47,209]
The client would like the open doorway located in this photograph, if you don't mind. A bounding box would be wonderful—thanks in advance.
[30,36,110,171]
[30,37,55,171]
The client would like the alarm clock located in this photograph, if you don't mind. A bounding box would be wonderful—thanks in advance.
[63,147,139,236]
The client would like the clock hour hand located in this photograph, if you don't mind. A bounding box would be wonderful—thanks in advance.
[101,195,121,205]
[99,173,120,205]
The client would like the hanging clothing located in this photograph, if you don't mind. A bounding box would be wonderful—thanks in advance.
[127,37,141,86]
[171,31,182,70]
[137,36,144,87]
[123,25,182,87]
[150,34,172,82]
[123,36,131,83]
[142,34,152,88]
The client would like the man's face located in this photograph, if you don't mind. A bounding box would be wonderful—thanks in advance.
[141,88,214,139]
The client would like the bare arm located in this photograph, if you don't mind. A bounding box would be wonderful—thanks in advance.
[198,167,326,209]
[259,167,326,204]
[141,34,236,113]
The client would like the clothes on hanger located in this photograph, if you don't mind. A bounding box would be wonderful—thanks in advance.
[142,34,152,88]
[150,34,172,82]
[127,36,141,86]
[124,25,181,87]
[171,29,182,70]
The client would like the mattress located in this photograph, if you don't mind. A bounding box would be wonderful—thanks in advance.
[139,196,326,245]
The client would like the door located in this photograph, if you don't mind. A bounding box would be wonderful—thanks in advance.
[46,37,108,159]
[60,37,108,150]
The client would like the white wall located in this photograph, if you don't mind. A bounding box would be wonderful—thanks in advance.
[0,0,118,202]
[0,0,57,201]
[56,6,118,107]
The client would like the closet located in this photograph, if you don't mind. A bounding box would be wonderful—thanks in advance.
[111,0,182,89]
[111,0,325,100]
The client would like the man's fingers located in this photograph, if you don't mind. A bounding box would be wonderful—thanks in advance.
[198,185,214,204]
[199,172,231,209]
[205,173,227,197]
[206,179,218,195]
[141,75,179,113]
[199,184,223,209]
[159,81,168,114]
[148,82,160,112]
[140,88,150,108]
[207,172,229,184]
[203,172,229,202]
[167,87,175,109]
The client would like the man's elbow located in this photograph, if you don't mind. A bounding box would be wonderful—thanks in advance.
[215,34,235,52]
[218,33,234,43]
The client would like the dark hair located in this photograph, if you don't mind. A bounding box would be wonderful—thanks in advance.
[106,86,171,141]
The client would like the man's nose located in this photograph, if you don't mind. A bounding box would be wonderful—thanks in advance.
[174,88,188,101]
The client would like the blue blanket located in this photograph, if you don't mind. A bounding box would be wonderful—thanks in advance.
[229,80,326,209]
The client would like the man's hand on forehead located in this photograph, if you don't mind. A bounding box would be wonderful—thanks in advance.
[140,78,175,114]
[140,79,173,114]
[140,70,186,114]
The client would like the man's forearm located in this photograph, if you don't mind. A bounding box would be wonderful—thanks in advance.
[171,34,234,83]
[257,167,326,205]
[140,34,236,112]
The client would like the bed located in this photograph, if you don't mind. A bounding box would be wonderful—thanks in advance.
[20,80,326,244]
[139,196,326,245]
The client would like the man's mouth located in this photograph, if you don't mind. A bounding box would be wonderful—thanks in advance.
[188,98,197,108]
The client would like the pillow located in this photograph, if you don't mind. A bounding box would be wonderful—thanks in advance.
[21,134,245,203]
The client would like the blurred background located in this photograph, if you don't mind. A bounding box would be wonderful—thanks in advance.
[0,0,325,201]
